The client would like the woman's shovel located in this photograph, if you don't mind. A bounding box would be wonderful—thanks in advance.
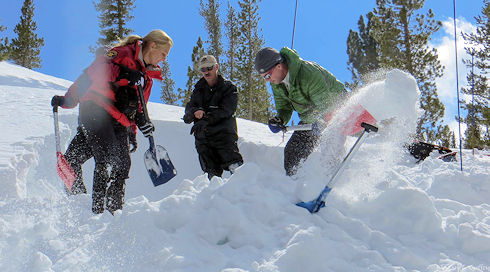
[53,106,75,192]
[137,85,177,186]
[143,137,177,186]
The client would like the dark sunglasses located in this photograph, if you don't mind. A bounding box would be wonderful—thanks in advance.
[200,65,215,72]
[262,64,278,80]
[263,71,272,80]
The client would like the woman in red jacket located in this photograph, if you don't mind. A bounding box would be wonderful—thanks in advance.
[51,30,173,214]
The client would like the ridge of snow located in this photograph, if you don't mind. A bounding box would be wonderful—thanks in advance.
[0,61,72,91]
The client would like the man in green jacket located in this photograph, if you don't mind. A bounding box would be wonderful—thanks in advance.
[255,47,346,176]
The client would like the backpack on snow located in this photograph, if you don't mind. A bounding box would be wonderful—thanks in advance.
[407,141,457,163]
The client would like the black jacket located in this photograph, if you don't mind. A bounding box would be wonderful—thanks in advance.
[184,75,239,137]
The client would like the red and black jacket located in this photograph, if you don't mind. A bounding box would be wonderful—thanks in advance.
[60,41,163,133]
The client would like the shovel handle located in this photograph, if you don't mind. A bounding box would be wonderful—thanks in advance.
[137,81,158,154]
[148,135,156,153]
[361,122,378,133]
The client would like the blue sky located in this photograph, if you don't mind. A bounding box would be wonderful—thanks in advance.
[0,0,485,131]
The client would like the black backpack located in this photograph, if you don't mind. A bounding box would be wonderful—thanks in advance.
[407,141,457,163]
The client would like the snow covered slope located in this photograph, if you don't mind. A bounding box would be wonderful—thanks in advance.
[0,61,489,272]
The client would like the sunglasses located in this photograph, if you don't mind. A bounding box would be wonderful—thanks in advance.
[263,72,272,80]
[200,65,215,72]
[262,64,278,80]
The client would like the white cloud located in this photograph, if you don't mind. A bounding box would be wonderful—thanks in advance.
[430,17,477,134]
[432,18,477,100]
[448,119,467,144]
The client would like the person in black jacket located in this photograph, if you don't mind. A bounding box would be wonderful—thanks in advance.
[183,55,243,179]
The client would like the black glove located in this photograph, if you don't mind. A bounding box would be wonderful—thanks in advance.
[128,131,137,153]
[135,112,154,138]
[183,112,194,124]
[190,120,208,135]
[311,120,327,137]
[117,65,144,86]
[268,116,286,133]
[139,121,154,137]
[51,95,65,107]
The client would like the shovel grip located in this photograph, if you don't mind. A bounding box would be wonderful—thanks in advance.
[361,122,378,133]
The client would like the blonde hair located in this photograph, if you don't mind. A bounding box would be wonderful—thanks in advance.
[115,30,173,50]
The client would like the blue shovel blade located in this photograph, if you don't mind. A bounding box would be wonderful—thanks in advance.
[144,145,177,186]
[296,186,331,213]
[296,200,325,213]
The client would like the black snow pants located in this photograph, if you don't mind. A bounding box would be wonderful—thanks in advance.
[195,132,243,178]
[64,102,131,214]
[284,129,320,176]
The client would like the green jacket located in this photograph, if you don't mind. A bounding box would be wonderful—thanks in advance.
[271,47,345,124]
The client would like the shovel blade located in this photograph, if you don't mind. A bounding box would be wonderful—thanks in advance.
[296,200,325,214]
[341,104,377,135]
[56,152,75,192]
[144,145,177,186]
[296,186,331,213]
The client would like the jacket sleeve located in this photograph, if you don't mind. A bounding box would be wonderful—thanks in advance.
[60,82,79,109]
[184,87,203,116]
[60,65,98,109]
[205,83,238,126]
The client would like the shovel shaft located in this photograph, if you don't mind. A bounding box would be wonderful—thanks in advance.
[297,122,378,213]
[285,124,312,132]
[136,84,151,123]
[137,84,158,154]
[325,129,368,190]
[148,135,156,153]
[53,107,62,153]
[320,122,377,202]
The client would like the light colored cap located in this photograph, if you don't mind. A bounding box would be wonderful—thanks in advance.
[198,55,217,69]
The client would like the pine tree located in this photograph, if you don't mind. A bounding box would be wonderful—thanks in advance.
[199,0,223,62]
[439,124,455,148]
[9,0,44,69]
[160,61,178,106]
[461,0,490,148]
[223,2,240,82]
[346,12,380,89]
[464,122,484,149]
[451,133,456,148]
[371,0,445,142]
[92,0,135,52]
[346,29,364,90]
[235,0,273,123]
[0,20,9,61]
[180,37,205,106]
